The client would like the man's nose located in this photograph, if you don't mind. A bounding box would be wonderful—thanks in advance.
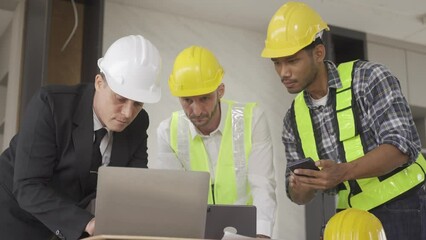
[279,65,291,79]
[121,101,134,118]
[191,102,203,116]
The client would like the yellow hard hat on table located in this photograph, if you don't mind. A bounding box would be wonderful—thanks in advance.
[324,208,387,240]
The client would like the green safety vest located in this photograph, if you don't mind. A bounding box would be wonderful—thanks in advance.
[292,60,426,210]
[170,100,255,205]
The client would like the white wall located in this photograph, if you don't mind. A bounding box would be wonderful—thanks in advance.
[366,34,426,155]
[1,0,24,152]
[104,2,304,239]
[0,21,10,81]
[0,22,10,149]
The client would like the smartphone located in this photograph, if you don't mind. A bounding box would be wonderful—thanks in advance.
[287,157,319,175]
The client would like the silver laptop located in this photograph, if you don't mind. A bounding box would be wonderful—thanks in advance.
[205,204,257,239]
[94,166,210,238]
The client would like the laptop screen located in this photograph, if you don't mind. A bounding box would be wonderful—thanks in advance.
[94,166,210,238]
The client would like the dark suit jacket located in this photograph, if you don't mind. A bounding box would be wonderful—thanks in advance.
[0,84,149,240]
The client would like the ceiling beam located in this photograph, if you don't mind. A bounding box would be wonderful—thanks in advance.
[0,0,20,11]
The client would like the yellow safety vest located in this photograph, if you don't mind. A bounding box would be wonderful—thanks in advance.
[292,60,426,211]
[170,100,255,205]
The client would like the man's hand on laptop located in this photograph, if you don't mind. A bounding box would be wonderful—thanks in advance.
[85,218,96,236]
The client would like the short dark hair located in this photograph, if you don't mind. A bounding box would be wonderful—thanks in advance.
[302,37,324,51]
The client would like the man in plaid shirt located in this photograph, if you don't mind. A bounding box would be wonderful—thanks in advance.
[261,2,426,240]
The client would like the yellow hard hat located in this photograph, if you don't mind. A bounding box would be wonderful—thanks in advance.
[169,46,224,97]
[261,2,329,58]
[324,208,387,240]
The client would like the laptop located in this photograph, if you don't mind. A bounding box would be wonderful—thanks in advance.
[205,204,257,239]
[94,166,210,238]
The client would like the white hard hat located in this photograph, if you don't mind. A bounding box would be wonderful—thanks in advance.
[98,35,162,103]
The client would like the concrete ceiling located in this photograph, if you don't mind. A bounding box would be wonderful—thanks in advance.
[0,0,20,37]
[0,0,20,11]
[1,0,425,46]
[109,0,426,47]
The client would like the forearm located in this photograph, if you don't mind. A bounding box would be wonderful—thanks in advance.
[343,143,409,181]
[248,129,276,236]
[289,144,410,195]
[152,124,185,169]
[14,182,93,239]
[249,174,276,237]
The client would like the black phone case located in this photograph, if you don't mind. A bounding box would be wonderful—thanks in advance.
[287,157,319,173]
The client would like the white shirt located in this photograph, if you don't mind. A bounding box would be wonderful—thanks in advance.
[153,102,277,236]
[93,110,113,165]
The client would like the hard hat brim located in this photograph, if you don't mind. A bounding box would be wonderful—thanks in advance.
[102,69,162,104]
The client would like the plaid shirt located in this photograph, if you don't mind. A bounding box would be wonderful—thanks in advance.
[283,60,421,196]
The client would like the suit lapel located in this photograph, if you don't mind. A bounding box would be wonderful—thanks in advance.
[72,85,95,192]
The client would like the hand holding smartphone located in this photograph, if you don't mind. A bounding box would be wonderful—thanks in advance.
[287,157,319,176]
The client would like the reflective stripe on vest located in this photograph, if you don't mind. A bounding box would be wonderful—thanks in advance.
[170,100,255,205]
[293,60,426,210]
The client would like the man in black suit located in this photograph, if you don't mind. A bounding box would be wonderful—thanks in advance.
[0,35,162,240]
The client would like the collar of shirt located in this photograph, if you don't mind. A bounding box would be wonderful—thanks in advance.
[92,109,112,140]
[187,101,227,140]
[93,109,105,131]
[325,60,342,90]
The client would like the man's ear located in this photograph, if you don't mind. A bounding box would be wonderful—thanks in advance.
[94,74,104,90]
[313,44,326,62]
[217,83,225,98]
